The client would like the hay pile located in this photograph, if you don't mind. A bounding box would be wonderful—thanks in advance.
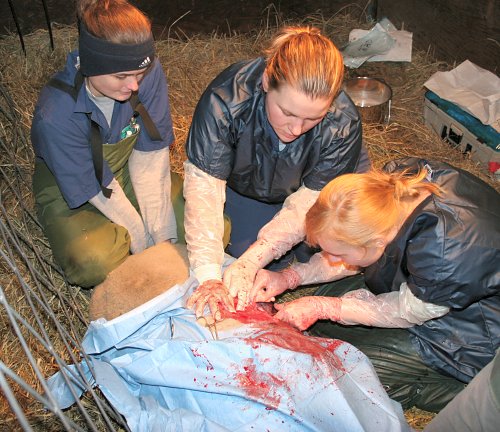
[0,8,496,431]
[161,11,499,189]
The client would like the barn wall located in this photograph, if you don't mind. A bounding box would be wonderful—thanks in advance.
[1,0,498,73]
[1,1,365,37]
[377,0,499,73]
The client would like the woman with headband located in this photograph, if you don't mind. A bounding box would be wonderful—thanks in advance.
[31,0,178,287]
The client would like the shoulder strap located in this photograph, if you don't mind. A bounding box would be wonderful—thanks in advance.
[47,77,79,100]
[128,92,162,141]
[47,71,112,198]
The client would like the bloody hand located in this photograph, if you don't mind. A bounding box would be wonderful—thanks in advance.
[223,258,259,311]
[223,239,278,311]
[274,296,341,331]
[186,279,235,321]
[250,268,301,303]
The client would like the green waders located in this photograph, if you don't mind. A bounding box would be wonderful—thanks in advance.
[33,132,187,288]
[309,274,467,412]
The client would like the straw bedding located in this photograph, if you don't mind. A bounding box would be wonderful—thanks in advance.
[1,9,497,430]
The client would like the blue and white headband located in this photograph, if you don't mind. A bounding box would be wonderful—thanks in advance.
[78,23,155,76]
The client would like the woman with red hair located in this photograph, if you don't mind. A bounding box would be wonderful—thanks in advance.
[185,26,369,319]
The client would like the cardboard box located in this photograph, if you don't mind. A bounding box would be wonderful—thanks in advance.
[423,91,500,172]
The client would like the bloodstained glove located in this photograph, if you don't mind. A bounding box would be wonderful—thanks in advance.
[250,268,302,303]
[186,279,235,321]
[274,296,341,331]
[223,239,277,311]
[223,259,259,311]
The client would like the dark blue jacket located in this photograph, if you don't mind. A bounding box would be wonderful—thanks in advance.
[31,51,174,208]
[186,57,363,204]
[365,157,500,382]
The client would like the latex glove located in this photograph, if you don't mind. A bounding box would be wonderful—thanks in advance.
[223,239,277,311]
[129,148,178,244]
[293,252,360,286]
[186,279,235,321]
[89,178,150,254]
[251,268,302,303]
[274,296,341,331]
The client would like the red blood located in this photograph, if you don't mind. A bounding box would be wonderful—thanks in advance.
[234,359,284,409]
[219,303,348,408]
[222,303,345,371]
[221,302,275,324]
[190,347,214,371]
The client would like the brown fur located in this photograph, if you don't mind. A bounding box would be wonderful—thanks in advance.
[89,242,189,321]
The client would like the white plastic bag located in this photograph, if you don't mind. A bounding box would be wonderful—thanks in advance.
[342,18,412,68]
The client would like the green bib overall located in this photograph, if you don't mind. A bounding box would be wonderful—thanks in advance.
[33,132,144,287]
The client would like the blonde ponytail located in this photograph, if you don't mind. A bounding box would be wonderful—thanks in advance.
[306,168,441,248]
[264,26,344,100]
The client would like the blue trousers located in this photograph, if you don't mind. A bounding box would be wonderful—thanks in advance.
[223,142,371,264]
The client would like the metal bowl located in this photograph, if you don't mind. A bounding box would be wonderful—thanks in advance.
[342,77,392,124]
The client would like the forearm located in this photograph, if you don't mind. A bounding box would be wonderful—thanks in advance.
[183,161,226,283]
[291,252,360,286]
[257,186,320,260]
[339,283,450,328]
[223,187,319,308]
[250,253,359,304]
[89,178,149,253]
[128,147,177,243]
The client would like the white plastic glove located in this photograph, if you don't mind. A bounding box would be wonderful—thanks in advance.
[183,161,227,284]
[250,253,359,303]
[338,283,450,328]
[186,279,236,321]
[223,238,277,310]
[274,282,450,332]
[89,177,150,253]
[274,296,341,331]
[293,252,360,285]
[257,185,320,258]
[129,147,177,244]
[251,268,302,303]
[223,186,321,310]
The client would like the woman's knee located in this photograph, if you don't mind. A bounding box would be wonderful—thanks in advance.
[59,225,130,287]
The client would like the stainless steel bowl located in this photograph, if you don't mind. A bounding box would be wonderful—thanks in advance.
[342,77,392,124]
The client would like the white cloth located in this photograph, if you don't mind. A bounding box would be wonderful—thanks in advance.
[424,60,500,132]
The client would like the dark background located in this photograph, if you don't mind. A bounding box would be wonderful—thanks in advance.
[2,0,499,72]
